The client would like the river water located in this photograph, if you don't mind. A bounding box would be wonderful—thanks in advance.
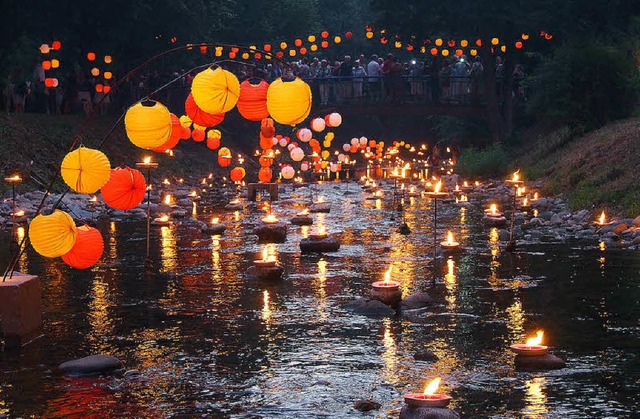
[1,181,638,418]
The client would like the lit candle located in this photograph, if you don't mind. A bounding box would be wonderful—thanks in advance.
[597,211,607,226]
[13,210,25,217]
[211,217,220,224]
[315,196,325,204]
[404,377,452,408]
[506,169,524,185]
[485,203,502,217]
[510,330,548,356]
[441,231,460,250]
[254,246,277,268]
[164,194,172,205]
[371,265,400,290]
[310,225,328,240]
[89,195,98,203]
[297,209,310,216]
[152,214,171,225]
[426,180,448,198]
[163,178,170,185]
[4,174,22,183]
[521,197,530,208]
[262,214,279,224]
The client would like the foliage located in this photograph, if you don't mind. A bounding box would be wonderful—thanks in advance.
[456,144,510,177]
[429,116,492,146]
[526,44,639,128]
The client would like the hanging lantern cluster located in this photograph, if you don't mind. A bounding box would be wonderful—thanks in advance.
[40,40,62,88]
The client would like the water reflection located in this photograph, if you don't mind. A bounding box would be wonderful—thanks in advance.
[160,225,177,272]
[522,376,548,417]
[314,259,328,320]
[87,275,114,352]
[444,258,457,311]
[381,318,398,384]
[15,226,28,272]
[488,227,501,287]
[506,297,525,344]
[262,290,272,323]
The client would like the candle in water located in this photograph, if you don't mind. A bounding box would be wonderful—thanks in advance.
[510,330,548,356]
[404,377,452,408]
[262,214,278,224]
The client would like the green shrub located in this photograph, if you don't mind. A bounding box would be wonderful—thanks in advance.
[456,144,510,177]
[526,44,638,128]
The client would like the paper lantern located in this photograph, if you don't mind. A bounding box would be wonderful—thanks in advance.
[185,93,225,127]
[192,129,206,142]
[366,31,374,39]
[51,40,61,50]
[334,36,342,44]
[104,55,112,64]
[345,31,353,39]
[260,134,273,150]
[310,44,318,52]
[342,143,350,152]
[152,114,181,152]
[441,49,449,56]
[125,101,172,149]
[297,128,312,142]
[104,71,113,80]
[87,52,96,61]
[60,147,111,194]
[323,140,331,148]
[259,153,274,167]
[100,167,146,211]
[42,61,51,70]
[301,162,310,171]
[50,59,59,68]
[435,38,443,46]
[258,167,272,183]
[321,31,329,39]
[325,112,342,127]
[278,137,288,147]
[237,79,270,121]
[491,37,499,45]
[266,77,312,126]
[300,48,307,55]
[350,145,358,153]
[330,163,339,173]
[91,67,100,77]
[308,35,316,42]
[311,117,326,132]
[207,134,221,150]
[280,42,287,50]
[230,167,246,182]
[29,210,77,258]
[191,67,240,114]
[515,41,523,49]
[281,165,295,179]
[52,78,59,87]
[40,44,50,54]
[430,48,438,56]
[180,126,191,140]
[95,84,104,93]
[308,139,321,152]
[290,147,305,162]
[260,118,276,138]
[44,78,55,88]
[218,147,232,167]
[321,150,330,159]
[62,225,104,269]
[321,41,329,48]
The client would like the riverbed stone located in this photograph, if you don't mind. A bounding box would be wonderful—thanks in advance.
[290,215,313,226]
[414,349,439,362]
[401,292,434,310]
[345,298,395,317]
[59,354,123,376]
[612,223,628,234]
[633,215,640,227]
[254,223,287,243]
[246,265,284,281]
[399,406,461,419]
[353,399,381,412]
[300,236,340,253]
[514,353,566,370]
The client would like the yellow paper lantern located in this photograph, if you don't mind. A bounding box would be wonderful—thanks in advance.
[124,101,172,149]
[308,35,316,42]
[242,52,250,60]
[470,49,478,56]
[191,67,240,114]
[366,32,374,39]
[435,38,443,46]
[334,36,342,44]
[104,55,113,64]
[266,77,312,126]
[500,45,506,53]
[280,42,287,50]
[460,39,468,47]
[491,37,499,45]
[104,71,113,80]
[60,147,111,194]
[289,49,296,57]
[325,132,335,141]
[29,210,77,258]
[91,67,100,77]
[51,59,60,68]
[179,115,192,127]
[310,44,318,52]
[441,49,450,56]
[323,140,331,148]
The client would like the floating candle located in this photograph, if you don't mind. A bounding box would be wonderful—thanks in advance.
[510,330,548,356]
[404,377,452,408]
[254,246,277,268]
[211,217,220,224]
[441,231,460,250]
[262,214,279,224]
[372,265,400,290]
[310,225,328,240]
[164,194,172,205]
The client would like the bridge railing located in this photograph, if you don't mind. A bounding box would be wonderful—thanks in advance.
[296,75,490,106]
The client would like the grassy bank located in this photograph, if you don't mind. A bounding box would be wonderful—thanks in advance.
[520,117,640,217]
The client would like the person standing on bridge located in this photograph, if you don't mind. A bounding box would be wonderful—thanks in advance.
[317,60,332,106]
[353,60,367,100]
[367,54,381,101]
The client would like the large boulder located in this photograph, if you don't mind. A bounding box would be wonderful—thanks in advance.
[300,236,340,253]
[401,292,434,310]
[514,353,566,370]
[254,223,288,243]
[345,298,395,317]
[59,355,123,376]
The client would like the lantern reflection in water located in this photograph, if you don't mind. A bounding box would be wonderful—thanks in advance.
[16,226,28,272]
[444,259,457,311]
[522,377,548,417]
[262,290,272,322]
[506,298,525,344]
[211,238,221,274]
[488,228,500,287]
[381,318,399,384]
[87,277,114,351]
[314,259,328,320]
[160,225,178,272]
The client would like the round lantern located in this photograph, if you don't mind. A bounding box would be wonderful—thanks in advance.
[261,118,276,138]
[297,128,312,142]
[192,129,206,142]
[321,150,330,159]
[350,137,359,146]
[40,44,50,54]
[260,134,273,150]
[359,136,368,146]
[343,143,350,152]
[29,210,77,258]
[301,162,310,171]
[191,67,240,114]
[290,147,305,162]
[218,147,232,167]
[311,117,326,132]
[237,79,270,121]
[330,163,339,173]
[101,167,146,211]
[281,165,295,179]
[125,101,172,150]
[278,137,288,147]
[180,126,191,140]
[259,154,273,167]
[152,113,182,152]
[62,225,104,269]
[230,167,246,182]
[338,153,345,162]
[325,132,335,142]
[179,115,192,127]
[258,167,272,183]
[60,147,111,194]
[185,93,225,127]
[266,77,312,126]
[42,61,51,70]
[325,112,342,127]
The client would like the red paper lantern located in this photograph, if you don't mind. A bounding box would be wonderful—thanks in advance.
[185,93,225,127]
[237,79,270,121]
[230,167,245,182]
[207,136,221,150]
[258,167,272,183]
[101,167,147,211]
[515,41,523,49]
[44,78,55,88]
[180,126,191,140]
[260,118,276,138]
[62,225,104,269]
[321,41,329,48]
[321,31,329,39]
[300,47,307,55]
[192,129,206,142]
[264,44,272,52]
[42,60,51,70]
[294,39,303,47]
[51,40,62,50]
[259,154,273,167]
[87,52,96,61]
[345,31,353,39]
[152,113,181,152]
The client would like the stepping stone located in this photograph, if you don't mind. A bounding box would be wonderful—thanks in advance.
[59,354,123,376]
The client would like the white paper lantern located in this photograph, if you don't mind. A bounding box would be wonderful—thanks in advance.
[326,112,342,127]
[290,147,305,161]
[287,143,295,151]
[350,138,359,146]
[272,137,279,146]
[338,153,345,162]
[297,128,312,142]
[311,117,326,132]
[300,162,309,171]
[279,138,288,147]
[330,163,339,172]
[343,143,351,152]
[281,165,295,179]
[359,136,368,146]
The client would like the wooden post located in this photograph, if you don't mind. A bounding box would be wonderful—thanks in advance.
[0,272,42,349]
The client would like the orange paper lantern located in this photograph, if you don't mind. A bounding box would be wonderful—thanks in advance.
[101,167,146,211]
[237,79,270,121]
[185,93,225,127]
[62,225,104,269]
[230,167,246,182]
[152,113,181,152]
[258,167,272,183]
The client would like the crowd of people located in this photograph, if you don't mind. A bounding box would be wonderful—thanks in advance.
[1,52,526,115]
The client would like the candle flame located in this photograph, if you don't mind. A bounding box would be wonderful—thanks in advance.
[460,195,468,202]
[523,197,529,206]
[317,226,326,235]
[423,377,441,396]
[6,174,21,182]
[434,180,442,193]
[447,231,454,244]
[262,246,269,261]
[89,195,98,202]
[525,330,544,346]
[316,196,325,203]
[384,265,392,284]
[490,203,497,215]
[512,169,520,182]
[143,156,151,164]
[211,217,219,224]
[463,180,469,187]
[163,179,170,185]
[533,192,539,200]
[14,210,25,217]
[158,215,169,222]
[454,184,460,191]
[263,214,278,223]
[298,209,309,215]
[599,211,606,225]
[475,181,480,186]
[189,190,197,197]
[164,194,172,205]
